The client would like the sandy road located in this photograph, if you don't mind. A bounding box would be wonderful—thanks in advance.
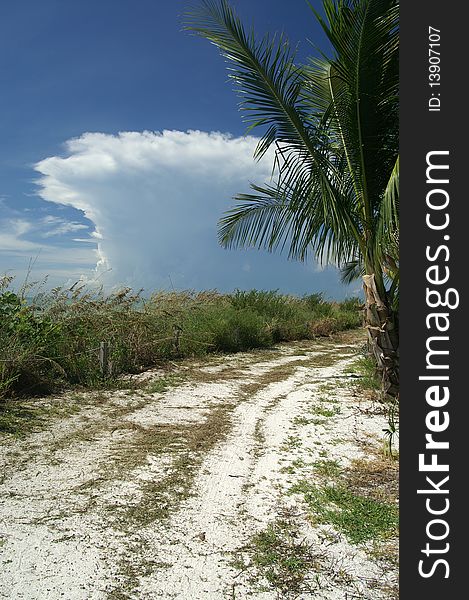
[0,331,398,599]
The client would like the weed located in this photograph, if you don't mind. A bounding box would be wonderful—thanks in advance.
[145,374,185,394]
[308,404,341,418]
[292,481,398,544]
[382,400,399,458]
[346,355,381,394]
[346,453,399,505]
[312,459,342,479]
[281,435,302,451]
[291,447,398,549]
[292,416,313,426]
[347,353,400,456]
[233,517,321,597]
[279,458,307,475]
[0,397,82,436]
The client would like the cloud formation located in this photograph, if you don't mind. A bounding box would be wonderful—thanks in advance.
[40,216,89,238]
[33,130,351,296]
[0,214,97,288]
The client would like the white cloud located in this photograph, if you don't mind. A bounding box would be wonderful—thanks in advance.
[0,232,40,254]
[31,129,352,297]
[0,216,97,285]
[9,219,33,237]
[34,130,281,291]
[40,216,89,237]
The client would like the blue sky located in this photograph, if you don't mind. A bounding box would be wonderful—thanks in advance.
[0,0,359,298]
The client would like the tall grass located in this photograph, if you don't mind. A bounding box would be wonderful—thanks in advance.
[0,277,361,400]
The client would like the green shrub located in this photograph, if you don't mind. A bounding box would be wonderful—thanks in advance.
[0,290,64,395]
[0,279,362,400]
[229,289,297,320]
[211,308,272,352]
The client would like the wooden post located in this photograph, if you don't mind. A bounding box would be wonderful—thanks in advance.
[99,341,110,379]
[173,325,182,355]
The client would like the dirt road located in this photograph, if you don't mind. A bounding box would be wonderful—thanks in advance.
[0,331,398,599]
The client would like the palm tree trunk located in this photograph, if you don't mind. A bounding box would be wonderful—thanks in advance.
[362,274,399,397]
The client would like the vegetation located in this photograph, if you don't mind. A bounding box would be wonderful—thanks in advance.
[186,0,399,394]
[348,354,383,393]
[291,447,399,547]
[346,353,400,455]
[233,517,321,596]
[235,443,398,596]
[294,480,398,544]
[0,276,360,400]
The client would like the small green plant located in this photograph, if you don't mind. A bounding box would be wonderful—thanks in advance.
[312,459,342,478]
[279,458,307,475]
[347,355,381,392]
[281,435,303,450]
[234,518,320,596]
[291,481,398,545]
[308,404,341,418]
[292,416,314,426]
[145,374,184,394]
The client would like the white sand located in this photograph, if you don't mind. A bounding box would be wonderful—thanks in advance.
[0,332,398,599]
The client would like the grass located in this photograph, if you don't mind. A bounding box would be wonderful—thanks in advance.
[145,373,186,394]
[0,277,361,402]
[87,401,237,598]
[308,404,341,418]
[312,458,342,478]
[291,447,399,547]
[295,481,398,545]
[102,402,235,529]
[346,351,400,457]
[346,354,382,394]
[292,415,314,426]
[0,396,84,435]
[279,458,307,475]
[281,434,303,451]
[232,516,321,597]
[347,452,399,506]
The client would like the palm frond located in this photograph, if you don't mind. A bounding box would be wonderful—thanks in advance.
[188,0,399,300]
[308,0,398,226]
[339,259,364,284]
[185,0,324,166]
[219,174,361,265]
[186,0,367,264]
[379,154,399,234]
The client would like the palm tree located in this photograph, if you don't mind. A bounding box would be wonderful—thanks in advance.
[185,0,399,394]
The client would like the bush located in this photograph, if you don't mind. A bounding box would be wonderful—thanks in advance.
[211,308,272,352]
[0,279,362,400]
[0,290,64,396]
[229,290,297,321]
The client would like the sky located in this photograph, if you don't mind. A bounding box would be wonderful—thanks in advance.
[0,0,359,299]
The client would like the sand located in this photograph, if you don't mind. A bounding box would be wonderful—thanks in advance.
[0,331,398,599]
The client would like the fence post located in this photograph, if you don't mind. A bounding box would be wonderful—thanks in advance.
[173,325,182,355]
[99,341,110,379]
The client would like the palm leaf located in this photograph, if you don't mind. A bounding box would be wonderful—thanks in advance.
[340,259,364,284]
[187,0,399,299]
